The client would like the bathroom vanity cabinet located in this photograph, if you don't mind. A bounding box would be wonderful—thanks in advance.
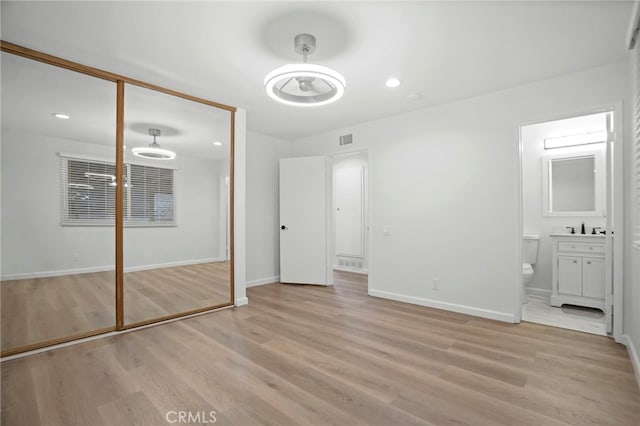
[550,234,605,311]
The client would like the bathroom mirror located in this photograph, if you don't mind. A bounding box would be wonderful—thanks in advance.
[542,149,604,216]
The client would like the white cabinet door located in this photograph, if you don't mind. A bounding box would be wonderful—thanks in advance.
[582,257,606,299]
[558,256,582,295]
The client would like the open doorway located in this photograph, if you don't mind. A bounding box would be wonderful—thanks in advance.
[330,150,369,292]
[519,110,620,336]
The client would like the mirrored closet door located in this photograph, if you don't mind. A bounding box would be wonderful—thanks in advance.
[1,52,117,353]
[0,42,235,356]
[122,84,233,326]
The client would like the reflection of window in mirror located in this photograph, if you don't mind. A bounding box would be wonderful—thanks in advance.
[550,156,595,212]
[60,157,176,226]
[542,148,604,217]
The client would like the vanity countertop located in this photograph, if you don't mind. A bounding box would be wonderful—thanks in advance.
[549,233,605,238]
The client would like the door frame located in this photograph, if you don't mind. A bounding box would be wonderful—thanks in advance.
[327,149,371,288]
[515,102,624,341]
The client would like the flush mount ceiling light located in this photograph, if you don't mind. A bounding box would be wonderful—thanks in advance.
[544,130,607,150]
[132,128,176,160]
[385,78,401,88]
[264,34,346,107]
[52,112,70,119]
[213,141,223,147]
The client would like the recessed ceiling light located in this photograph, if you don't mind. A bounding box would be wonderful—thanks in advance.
[407,92,423,101]
[213,141,223,147]
[385,78,401,88]
[52,113,70,120]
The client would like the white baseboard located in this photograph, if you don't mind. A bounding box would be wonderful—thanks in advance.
[333,266,368,275]
[2,265,113,280]
[125,258,224,273]
[368,289,516,323]
[621,334,640,388]
[1,257,224,281]
[235,297,249,307]
[527,287,552,297]
[246,276,280,288]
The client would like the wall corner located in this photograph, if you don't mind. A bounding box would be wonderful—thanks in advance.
[234,108,247,306]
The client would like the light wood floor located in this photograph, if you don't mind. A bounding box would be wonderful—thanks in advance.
[1,271,639,425]
[1,262,231,352]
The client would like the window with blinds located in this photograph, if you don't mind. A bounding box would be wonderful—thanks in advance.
[127,163,174,225]
[61,156,175,226]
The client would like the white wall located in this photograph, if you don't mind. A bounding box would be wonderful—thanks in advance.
[245,130,292,287]
[233,108,248,305]
[291,60,630,322]
[1,128,224,278]
[623,39,640,384]
[522,113,607,293]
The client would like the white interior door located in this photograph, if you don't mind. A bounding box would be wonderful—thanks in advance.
[279,156,328,285]
[334,166,364,257]
[604,112,614,334]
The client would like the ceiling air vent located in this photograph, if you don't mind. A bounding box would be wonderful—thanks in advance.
[339,134,353,146]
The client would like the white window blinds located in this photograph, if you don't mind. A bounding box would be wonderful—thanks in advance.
[127,163,175,225]
[61,157,117,225]
[61,155,175,226]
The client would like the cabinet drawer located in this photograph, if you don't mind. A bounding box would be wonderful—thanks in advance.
[558,242,604,254]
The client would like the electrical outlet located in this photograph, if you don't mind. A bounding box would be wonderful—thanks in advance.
[432,278,440,290]
[383,225,392,236]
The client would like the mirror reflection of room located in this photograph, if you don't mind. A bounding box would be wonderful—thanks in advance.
[123,84,232,325]
[521,111,608,335]
[1,52,117,352]
[0,52,234,354]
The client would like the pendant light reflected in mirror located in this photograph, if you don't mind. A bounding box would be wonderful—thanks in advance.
[132,128,176,160]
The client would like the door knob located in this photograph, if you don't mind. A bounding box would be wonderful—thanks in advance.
[281,225,288,230]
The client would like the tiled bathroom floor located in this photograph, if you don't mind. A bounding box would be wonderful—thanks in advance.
[522,294,607,336]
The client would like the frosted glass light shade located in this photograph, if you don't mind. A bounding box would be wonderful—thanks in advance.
[264,63,346,107]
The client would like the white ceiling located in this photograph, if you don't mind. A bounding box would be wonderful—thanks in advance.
[0,1,633,141]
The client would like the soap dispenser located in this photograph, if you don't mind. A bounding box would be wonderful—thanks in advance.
[581,222,586,235]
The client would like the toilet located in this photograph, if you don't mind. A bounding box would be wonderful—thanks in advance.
[522,235,540,304]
